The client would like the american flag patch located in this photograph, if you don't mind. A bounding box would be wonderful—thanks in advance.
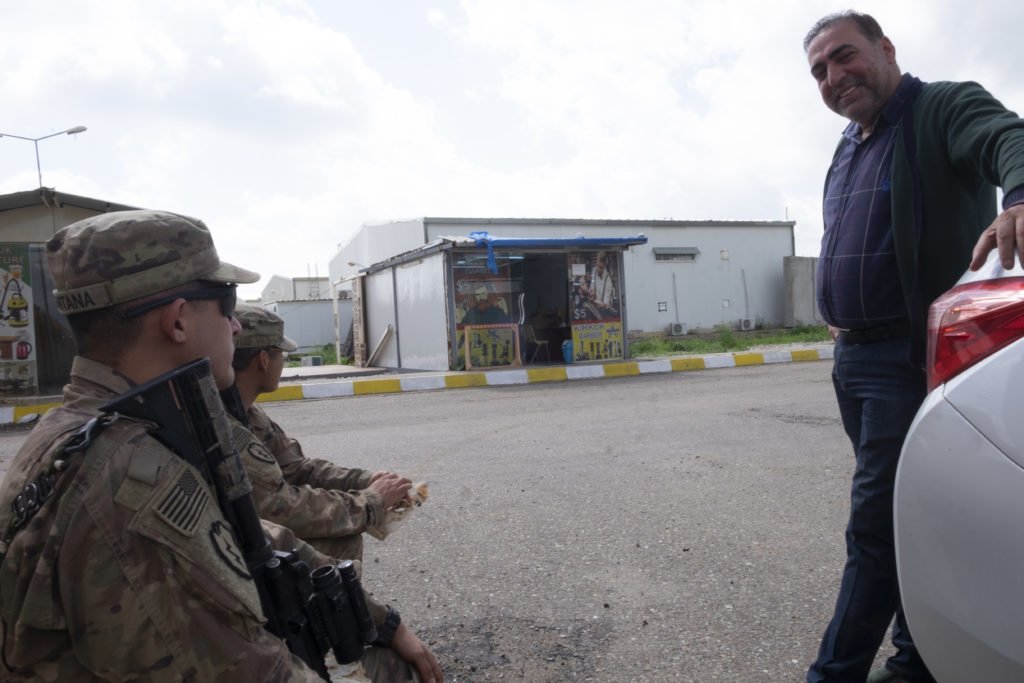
[156,470,209,537]
[229,421,250,451]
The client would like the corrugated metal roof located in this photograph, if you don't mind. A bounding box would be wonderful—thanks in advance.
[363,232,648,275]
[0,188,139,213]
[421,216,794,229]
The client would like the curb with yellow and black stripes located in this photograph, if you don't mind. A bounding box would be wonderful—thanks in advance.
[1,345,834,427]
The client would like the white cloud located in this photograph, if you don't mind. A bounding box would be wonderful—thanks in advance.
[1,0,1022,300]
[427,8,447,28]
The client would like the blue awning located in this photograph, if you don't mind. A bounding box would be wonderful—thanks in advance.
[465,231,647,273]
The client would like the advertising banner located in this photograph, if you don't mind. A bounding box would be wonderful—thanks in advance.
[0,244,38,395]
[567,251,624,362]
[453,256,517,368]
[571,321,625,362]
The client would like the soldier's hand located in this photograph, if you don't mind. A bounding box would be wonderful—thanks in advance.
[369,470,398,484]
[392,623,443,683]
[367,472,412,509]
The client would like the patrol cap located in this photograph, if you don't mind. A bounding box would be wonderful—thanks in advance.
[46,209,259,315]
[234,304,299,351]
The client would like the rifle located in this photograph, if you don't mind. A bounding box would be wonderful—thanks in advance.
[101,358,377,680]
[220,384,251,427]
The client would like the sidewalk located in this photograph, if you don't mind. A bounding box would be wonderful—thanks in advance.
[0,344,835,427]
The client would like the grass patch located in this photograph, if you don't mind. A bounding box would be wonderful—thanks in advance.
[286,343,349,367]
[629,325,830,358]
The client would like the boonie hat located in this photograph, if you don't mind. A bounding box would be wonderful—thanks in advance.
[47,209,259,315]
[234,304,299,351]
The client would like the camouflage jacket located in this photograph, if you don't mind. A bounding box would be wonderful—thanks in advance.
[238,405,382,538]
[229,418,390,627]
[0,357,323,682]
[247,404,372,491]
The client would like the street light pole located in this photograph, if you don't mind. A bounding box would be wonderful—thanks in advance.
[0,125,88,188]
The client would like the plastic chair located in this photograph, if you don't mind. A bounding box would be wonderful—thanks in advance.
[522,324,550,362]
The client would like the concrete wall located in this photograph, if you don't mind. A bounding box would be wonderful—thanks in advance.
[291,278,328,299]
[330,217,796,338]
[264,299,335,352]
[424,219,793,333]
[261,275,329,302]
[784,256,823,327]
[363,269,398,367]
[622,226,792,333]
[0,204,109,242]
[260,275,293,304]
[394,252,450,370]
[328,219,424,289]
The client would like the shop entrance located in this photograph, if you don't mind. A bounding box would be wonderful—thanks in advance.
[512,250,626,364]
[452,248,627,368]
[511,253,572,363]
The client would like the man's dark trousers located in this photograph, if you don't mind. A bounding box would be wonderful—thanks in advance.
[807,337,935,683]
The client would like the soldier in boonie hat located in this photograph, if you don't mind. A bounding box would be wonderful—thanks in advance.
[234,304,299,352]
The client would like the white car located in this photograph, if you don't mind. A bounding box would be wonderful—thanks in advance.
[895,252,1024,681]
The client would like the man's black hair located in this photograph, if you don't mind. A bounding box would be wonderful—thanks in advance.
[804,11,885,52]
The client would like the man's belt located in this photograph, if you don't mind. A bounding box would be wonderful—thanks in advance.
[837,320,912,345]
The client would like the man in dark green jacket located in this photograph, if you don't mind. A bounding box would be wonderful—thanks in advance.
[803,11,1024,683]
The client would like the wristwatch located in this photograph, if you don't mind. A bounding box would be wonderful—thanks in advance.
[374,606,401,647]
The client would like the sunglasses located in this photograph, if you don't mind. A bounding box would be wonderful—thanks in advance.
[120,285,238,319]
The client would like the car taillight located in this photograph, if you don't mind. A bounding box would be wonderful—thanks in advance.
[927,277,1024,391]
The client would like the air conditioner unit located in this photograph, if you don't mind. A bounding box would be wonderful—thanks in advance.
[667,322,688,336]
[739,318,755,331]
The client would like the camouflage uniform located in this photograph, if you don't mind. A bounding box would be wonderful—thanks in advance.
[261,523,412,683]
[0,211,339,681]
[230,308,421,682]
[0,358,332,681]
[240,406,376,561]
[233,305,381,562]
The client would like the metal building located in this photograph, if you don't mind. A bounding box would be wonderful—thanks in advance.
[346,233,648,371]
[329,217,796,352]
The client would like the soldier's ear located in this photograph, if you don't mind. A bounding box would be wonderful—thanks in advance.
[157,297,190,343]
[258,349,271,373]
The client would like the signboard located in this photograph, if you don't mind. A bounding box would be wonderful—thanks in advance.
[0,245,38,395]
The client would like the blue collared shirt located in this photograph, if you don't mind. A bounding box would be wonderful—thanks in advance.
[816,74,920,329]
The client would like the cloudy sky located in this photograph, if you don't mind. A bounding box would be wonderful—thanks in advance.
[2,0,1022,299]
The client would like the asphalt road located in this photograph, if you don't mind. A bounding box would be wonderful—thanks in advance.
[0,360,891,682]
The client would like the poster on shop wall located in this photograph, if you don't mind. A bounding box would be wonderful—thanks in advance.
[0,244,38,396]
[567,251,624,362]
[452,255,516,369]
